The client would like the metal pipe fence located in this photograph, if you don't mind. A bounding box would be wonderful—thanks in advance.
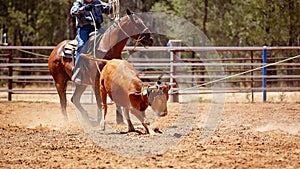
[0,46,300,102]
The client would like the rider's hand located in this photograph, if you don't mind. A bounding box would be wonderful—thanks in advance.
[113,1,117,9]
[84,4,94,11]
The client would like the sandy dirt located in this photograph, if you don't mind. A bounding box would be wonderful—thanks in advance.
[0,100,300,168]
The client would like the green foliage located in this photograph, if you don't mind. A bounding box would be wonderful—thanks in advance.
[1,0,73,46]
[151,0,300,46]
[1,0,300,46]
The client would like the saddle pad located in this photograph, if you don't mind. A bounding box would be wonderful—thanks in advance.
[62,39,78,58]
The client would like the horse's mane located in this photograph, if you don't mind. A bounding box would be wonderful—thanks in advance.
[104,13,141,34]
[105,17,123,33]
[81,17,124,55]
[82,13,142,56]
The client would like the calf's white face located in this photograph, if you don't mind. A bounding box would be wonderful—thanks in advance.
[147,85,170,117]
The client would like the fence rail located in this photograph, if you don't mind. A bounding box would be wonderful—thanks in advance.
[1,45,300,102]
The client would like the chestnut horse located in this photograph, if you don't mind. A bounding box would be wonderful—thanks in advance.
[48,9,153,123]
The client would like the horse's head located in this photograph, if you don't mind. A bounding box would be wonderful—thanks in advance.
[119,9,154,47]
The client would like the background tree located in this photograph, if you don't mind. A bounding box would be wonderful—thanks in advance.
[0,0,300,47]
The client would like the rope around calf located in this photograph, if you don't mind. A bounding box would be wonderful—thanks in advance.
[170,54,300,94]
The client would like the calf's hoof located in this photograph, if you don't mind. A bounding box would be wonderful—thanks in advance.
[154,128,163,134]
[144,118,150,125]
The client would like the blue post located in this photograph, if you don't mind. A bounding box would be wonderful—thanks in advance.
[3,33,8,46]
[262,46,267,102]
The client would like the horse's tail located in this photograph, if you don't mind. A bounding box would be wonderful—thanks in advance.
[80,53,108,64]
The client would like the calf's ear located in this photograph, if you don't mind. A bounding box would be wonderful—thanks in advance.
[161,85,170,92]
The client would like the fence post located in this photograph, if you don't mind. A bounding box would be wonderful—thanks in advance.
[251,51,254,102]
[168,40,181,102]
[262,46,267,102]
[8,49,12,101]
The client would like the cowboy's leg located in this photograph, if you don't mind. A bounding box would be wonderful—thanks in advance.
[72,26,93,81]
[76,26,93,64]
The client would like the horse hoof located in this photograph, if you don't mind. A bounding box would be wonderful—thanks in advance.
[128,129,135,133]
[100,121,105,131]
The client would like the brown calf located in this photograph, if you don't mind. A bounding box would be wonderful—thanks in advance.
[80,54,171,134]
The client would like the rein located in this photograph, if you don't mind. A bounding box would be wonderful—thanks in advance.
[117,14,150,50]
[88,7,150,72]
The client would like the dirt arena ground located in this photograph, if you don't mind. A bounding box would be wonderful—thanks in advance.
[0,98,300,168]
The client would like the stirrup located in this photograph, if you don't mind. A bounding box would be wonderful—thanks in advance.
[71,68,80,81]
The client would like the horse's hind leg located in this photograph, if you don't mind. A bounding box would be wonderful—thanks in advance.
[55,81,68,121]
[116,105,124,124]
[71,84,88,120]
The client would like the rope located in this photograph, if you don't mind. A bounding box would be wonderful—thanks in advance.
[90,1,120,73]
[90,11,102,74]
[170,54,300,94]
[16,48,49,58]
[115,0,120,19]
[108,0,120,20]
[116,17,149,58]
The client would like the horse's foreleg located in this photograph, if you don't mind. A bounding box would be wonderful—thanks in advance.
[71,84,88,120]
[55,82,68,121]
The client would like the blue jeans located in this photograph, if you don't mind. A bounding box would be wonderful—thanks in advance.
[75,25,95,65]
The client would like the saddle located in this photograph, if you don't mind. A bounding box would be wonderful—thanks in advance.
[62,29,104,59]
[62,39,78,59]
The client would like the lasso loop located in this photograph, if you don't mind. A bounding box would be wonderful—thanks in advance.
[108,0,120,20]
[90,0,120,73]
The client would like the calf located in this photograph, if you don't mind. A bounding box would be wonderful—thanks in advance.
[88,57,170,134]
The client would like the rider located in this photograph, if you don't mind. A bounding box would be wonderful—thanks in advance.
[70,0,114,83]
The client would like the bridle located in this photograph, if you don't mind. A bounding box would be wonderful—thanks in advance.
[117,14,151,48]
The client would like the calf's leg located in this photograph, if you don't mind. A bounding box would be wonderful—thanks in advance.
[93,72,102,124]
[123,108,135,132]
[99,83,107,131]
[130,109,151,134]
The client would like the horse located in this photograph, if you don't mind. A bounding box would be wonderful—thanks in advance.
[48,9,153,124]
